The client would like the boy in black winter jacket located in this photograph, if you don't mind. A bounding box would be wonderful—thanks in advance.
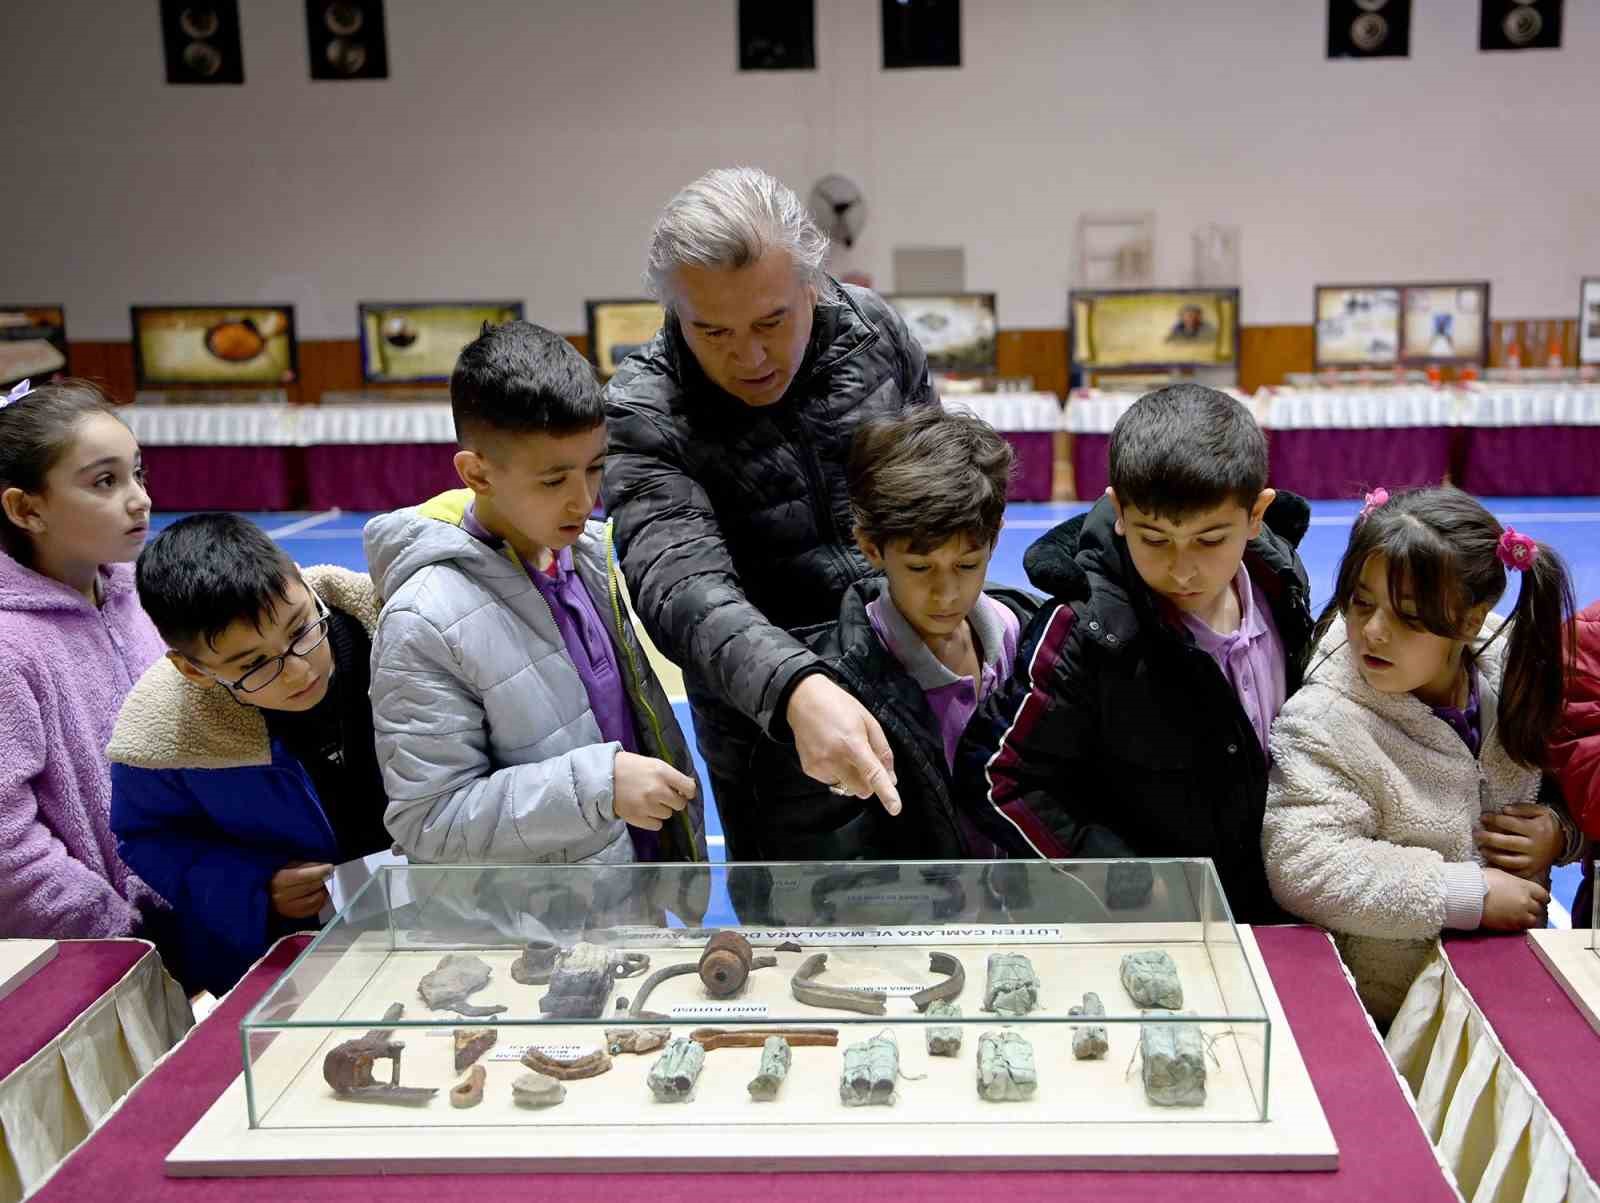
[960,385,1314,923]
[752,408,1039,861]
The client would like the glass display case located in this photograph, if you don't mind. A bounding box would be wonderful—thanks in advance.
[235,859,1272,1126]
[169,859,1338,1175]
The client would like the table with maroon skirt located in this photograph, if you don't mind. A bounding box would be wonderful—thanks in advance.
[1066,385,1600,501]
[941,391,1062,502]
[29,925,1459,1203]
[1257,386,1600,499]
[0,940,191,1203]
[1440,932,1600,1196]
[123,389,1068,514]
[123,398,459,514]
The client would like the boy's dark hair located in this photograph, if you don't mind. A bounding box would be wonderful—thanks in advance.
[450,320,604,448]
[136,513,300,655]
[848,407,1014,554]
[0,379,120,565]
[1108,384,1267,521]
[1316,485,1575,768]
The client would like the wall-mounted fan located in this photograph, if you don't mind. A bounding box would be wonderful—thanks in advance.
[808,174,866,249]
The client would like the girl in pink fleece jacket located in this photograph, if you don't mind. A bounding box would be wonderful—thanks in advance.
[0,379,167,938]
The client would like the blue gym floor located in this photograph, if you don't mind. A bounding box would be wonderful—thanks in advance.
[156,497,1600,926]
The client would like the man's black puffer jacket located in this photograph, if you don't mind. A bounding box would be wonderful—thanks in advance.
[604,279,935,734]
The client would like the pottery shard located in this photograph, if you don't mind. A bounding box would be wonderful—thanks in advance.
[1139,1015,1206,1107]
[450,1064,486,1109]
[647,1038,706,1103]
[1069,992,1108,1060]
[925,1000,963,1057]
[976,1028,1037,1102]
[982,952,1039,1016]
[454,1028,497,1072]
[1120,950,1183,1010]
[606,1026,671,1056]
[418,953,505,1016]
[746,1036,792,1101]
[512,1071,567,1109]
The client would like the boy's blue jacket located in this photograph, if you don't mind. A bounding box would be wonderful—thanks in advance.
[106,567,379,996]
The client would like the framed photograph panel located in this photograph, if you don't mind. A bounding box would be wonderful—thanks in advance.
[0,305,68,388]
[585,299,665,378]
[885,292,998,375]
[132,305,298,388]
[1398,282,1489,367]
[358,300,523,384]
[1579,277,1600,366]
[1313,285,1401,369]
[1069,288,1239,372]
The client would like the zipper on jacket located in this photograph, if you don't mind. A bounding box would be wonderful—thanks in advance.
[603,520,699,858]
[778,408,859,588]
[494,540,658,852]
[780,294,882,583]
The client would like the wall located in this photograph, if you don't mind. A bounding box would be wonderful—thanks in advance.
[4,0,1598,341]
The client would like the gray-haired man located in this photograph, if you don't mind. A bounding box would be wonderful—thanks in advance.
[604,166,936,865]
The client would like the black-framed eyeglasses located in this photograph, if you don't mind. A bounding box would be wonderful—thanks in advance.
[195,598,333,694]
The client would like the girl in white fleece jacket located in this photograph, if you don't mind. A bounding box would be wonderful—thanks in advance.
[1264,486,1579,1024]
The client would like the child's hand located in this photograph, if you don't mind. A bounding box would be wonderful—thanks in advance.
[1476,804,1564,877]
[613,751,696,831]
[270,861,333,919]
[1480,866,1550,930]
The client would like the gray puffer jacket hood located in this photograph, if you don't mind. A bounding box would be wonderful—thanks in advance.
[365,490,705,876]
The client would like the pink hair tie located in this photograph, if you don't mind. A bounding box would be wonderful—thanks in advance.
[1358,487,1390,522]
[1497,527,1538,572]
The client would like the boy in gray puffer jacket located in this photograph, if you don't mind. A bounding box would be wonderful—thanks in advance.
[365,322,705,878]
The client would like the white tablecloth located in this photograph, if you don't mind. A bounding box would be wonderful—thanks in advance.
[1064,390,1256,434]
[941,390,1064,431]
[124,401,458,447]
[0,942,190,1203]
[1260,386,1600,430]
[125,391,1069,448]
[1386,944,1597,1203]
[1059,385,1600,436]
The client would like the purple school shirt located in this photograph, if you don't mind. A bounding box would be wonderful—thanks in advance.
[1430,661,1482,758]
[462,508,640,757]
[1179,564,1287,763]
[866,591,1020,771]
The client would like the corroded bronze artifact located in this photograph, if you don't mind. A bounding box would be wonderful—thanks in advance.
[976,1028,1037,1102]
[647,1038,706,1102]
[1121,950,1183,1009]
[747,1036,792,1101]
[982,952,1039,1016]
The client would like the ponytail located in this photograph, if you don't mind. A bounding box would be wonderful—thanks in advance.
[1497,539,1575,767]
[1321,485,1574,768]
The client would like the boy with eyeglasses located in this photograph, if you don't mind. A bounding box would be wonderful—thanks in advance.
[107,513,390,995]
